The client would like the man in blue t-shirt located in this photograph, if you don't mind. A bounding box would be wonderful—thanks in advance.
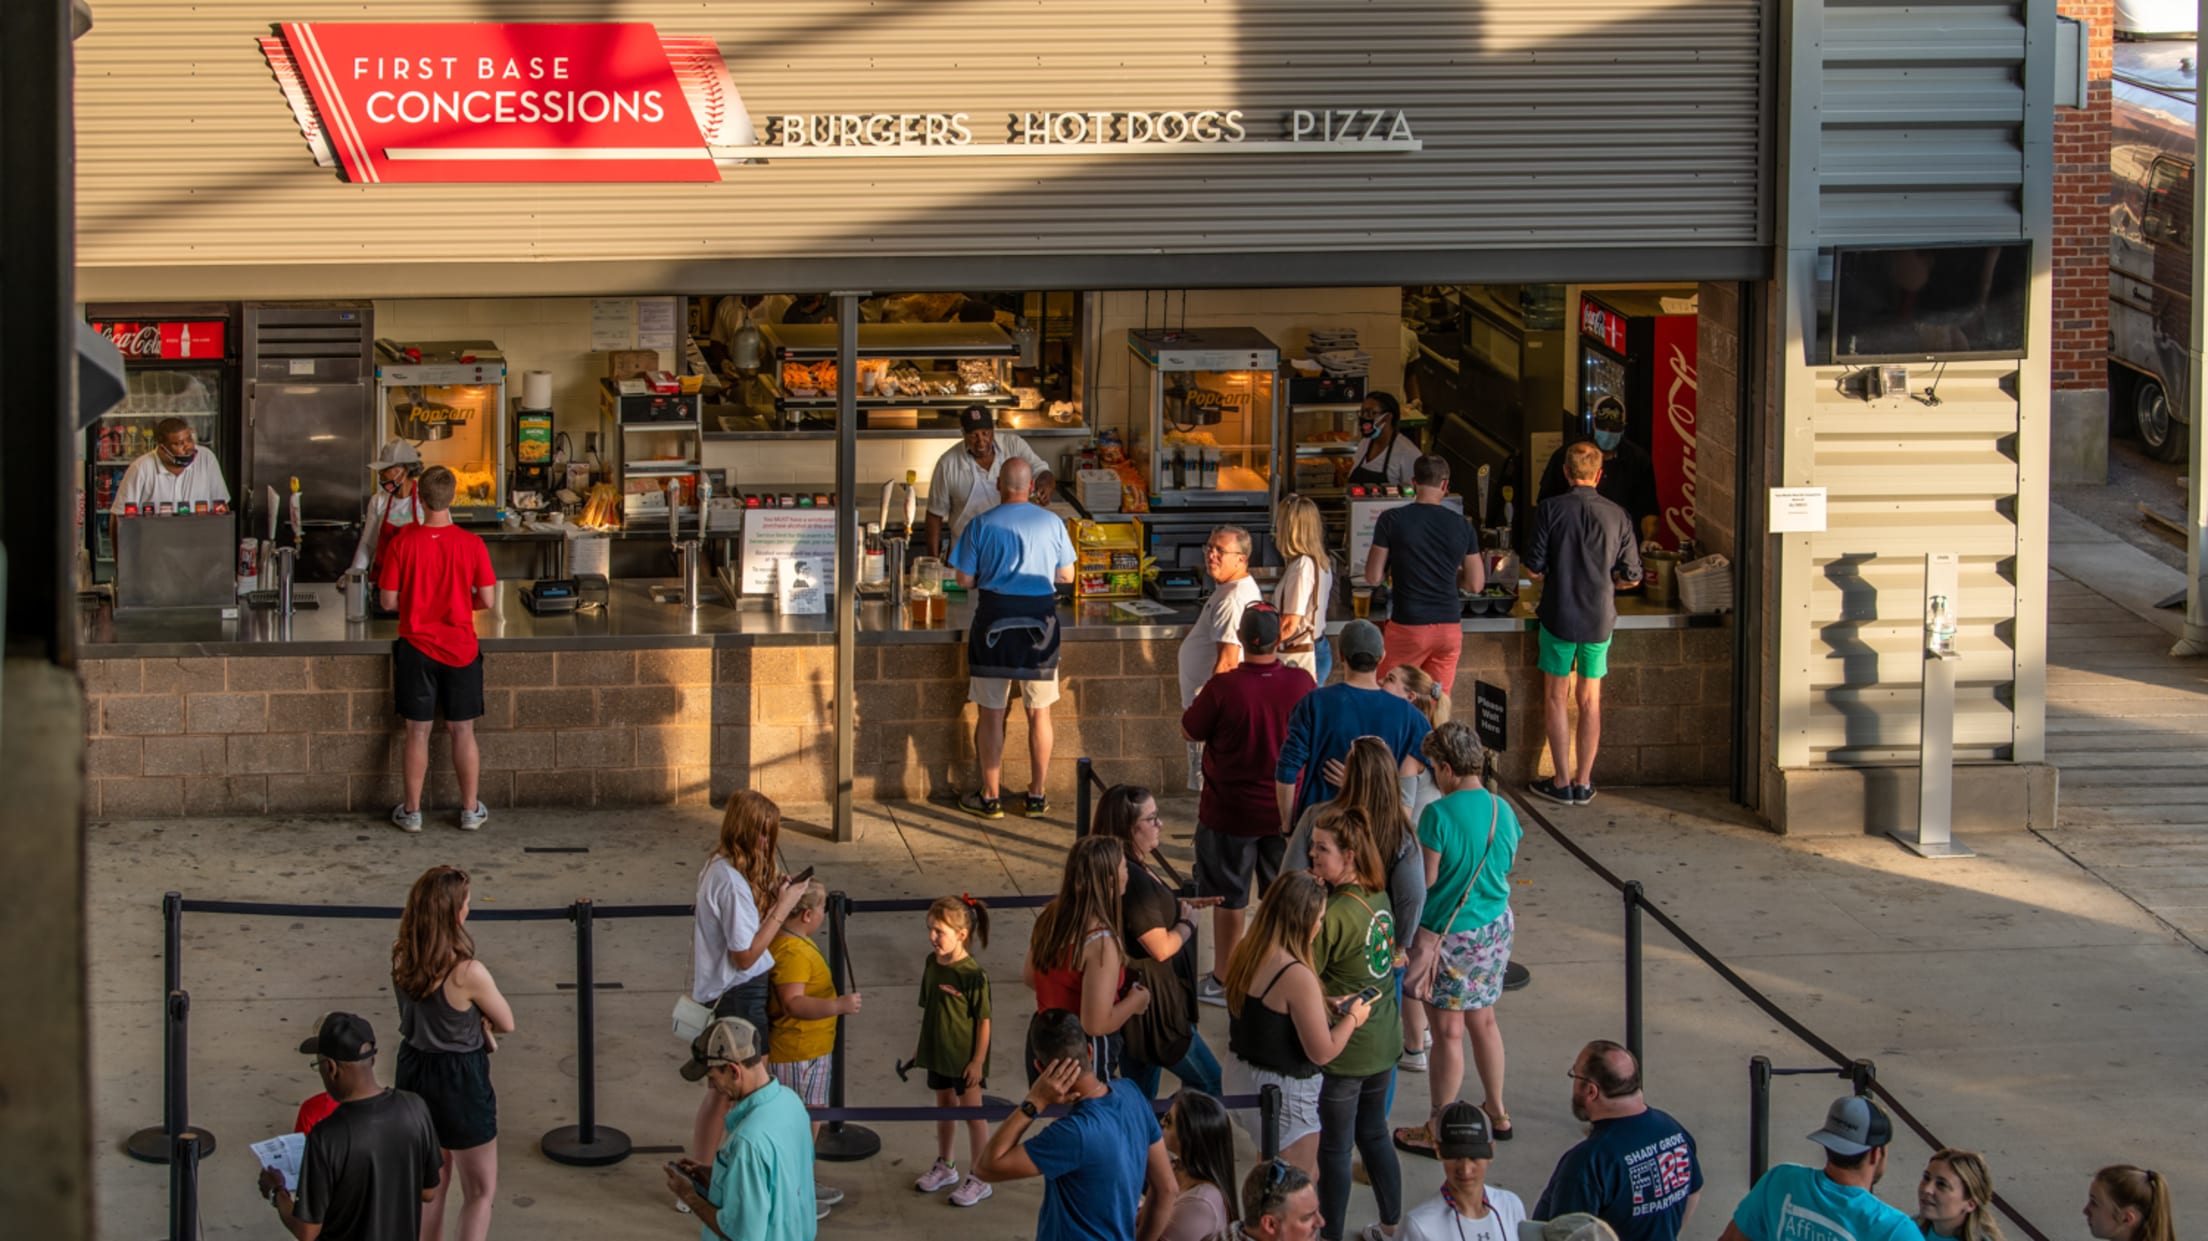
[977,1009,1174,1241]
[950,458,1077,820]
[1718,1095,1920,1241]
[1535,1040,1702,1241]
[1274,618,1432,832]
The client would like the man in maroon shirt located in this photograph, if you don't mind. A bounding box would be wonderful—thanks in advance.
[375,465,497,834]
[1180,604,1315,1004]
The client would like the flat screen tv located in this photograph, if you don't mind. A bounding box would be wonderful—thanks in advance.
[1830,240,2031,363]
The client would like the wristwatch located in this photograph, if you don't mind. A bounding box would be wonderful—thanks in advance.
[1018,1099,1041,1119]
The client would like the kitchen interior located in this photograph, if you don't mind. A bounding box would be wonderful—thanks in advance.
[78,281,1707,628]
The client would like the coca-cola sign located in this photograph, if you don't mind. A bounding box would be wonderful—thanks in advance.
[257,23,749,183]
[1650,314,1698,552]
[89,321,226,360]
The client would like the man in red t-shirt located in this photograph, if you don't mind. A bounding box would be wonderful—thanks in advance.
[1179,604,1314,1002]
[375,465,496,833]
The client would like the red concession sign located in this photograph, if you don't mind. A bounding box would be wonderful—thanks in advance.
[258,23,749,183]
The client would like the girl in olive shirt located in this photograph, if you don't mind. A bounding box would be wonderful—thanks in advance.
[1307,805,1404,1241]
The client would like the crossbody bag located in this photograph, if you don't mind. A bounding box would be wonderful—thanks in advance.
[1403,794,1500,1003]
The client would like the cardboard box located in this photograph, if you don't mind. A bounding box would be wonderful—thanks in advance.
[607,348,658,379]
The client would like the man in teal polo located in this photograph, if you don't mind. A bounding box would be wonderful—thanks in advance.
[664,1016,818,1240]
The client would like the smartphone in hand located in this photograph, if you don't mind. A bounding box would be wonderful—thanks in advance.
[666,1161,711,1197]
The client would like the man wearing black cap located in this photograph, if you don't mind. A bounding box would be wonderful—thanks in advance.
[1399,1102,1528,1241]
[1718,1095,1918,1241]
[258,1012,440,1241]
[923,405,1055,558]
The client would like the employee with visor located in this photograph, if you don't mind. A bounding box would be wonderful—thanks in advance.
[1536,396,1660,541]
[351,439,425,578]
[110,416,231,551]
[1346,392,1421,489]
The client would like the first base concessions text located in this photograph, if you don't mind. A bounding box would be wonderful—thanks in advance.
[348,55,668,125]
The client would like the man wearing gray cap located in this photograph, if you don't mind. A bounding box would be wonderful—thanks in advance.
[1274,618,1433,834]
[664,1015,819,1239]
[1717,1096,1918,1241]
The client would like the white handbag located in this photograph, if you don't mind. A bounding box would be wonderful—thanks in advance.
[672,994,715,1041]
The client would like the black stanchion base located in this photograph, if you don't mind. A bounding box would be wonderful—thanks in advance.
[540,1124,633,1167]
[125,1125,215,1164]
[1504,962,1531,991]
[814,1123,881,1163]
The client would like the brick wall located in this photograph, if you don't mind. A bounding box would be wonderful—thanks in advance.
[2053,0,2113,391]
[80,627,1733,817]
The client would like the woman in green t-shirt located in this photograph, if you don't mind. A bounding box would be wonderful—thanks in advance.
[1306,804,1404,1241]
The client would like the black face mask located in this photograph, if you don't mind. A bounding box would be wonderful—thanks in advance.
[382,476,405,496]
[161,446,197,468]
[1358,416,1382,439]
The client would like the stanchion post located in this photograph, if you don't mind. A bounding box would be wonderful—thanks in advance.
[1848,1058,1876,1097]
[1623,881,1645,1070]
[130,988,213,1163]
[815,891,881,1161]
[131,895,195,1162]
[170,1131,201,1241]
[1076,757,1094,837]
[541,899,632,1167]
[1260,1083,1283,1162]
[1749,1056,1772,1185]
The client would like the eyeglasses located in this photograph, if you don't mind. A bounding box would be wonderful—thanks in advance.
[1204,545,1246,558]
[1137,812,1164,825]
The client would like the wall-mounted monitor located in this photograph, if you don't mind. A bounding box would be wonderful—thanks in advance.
[1830,240,2031,364]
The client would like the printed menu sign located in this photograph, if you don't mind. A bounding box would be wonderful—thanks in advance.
[741,508,838,597]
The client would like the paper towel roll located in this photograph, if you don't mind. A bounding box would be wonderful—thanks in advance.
[521,370,554,410]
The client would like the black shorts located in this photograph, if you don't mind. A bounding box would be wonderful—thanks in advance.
[711,975,771,1057]
[926,1068,989,1093]
[393,639,485,723]
[396,1043,496,1150]
[1194,828,1286,911]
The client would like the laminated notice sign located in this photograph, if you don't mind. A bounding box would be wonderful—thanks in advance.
[741,508,837,597]
[1768,487,1827,533]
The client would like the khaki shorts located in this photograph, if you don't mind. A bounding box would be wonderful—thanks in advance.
[969,673,1061,710]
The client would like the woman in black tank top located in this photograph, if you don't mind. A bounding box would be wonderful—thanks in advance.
[393,866,516,1241]
[1218,872,1372,1176]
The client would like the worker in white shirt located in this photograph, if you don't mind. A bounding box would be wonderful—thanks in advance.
[351,439,425,578]
[111,417,230,547]
[923,405,1055,558]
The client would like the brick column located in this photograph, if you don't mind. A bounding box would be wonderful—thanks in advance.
[2052,0,2114,483]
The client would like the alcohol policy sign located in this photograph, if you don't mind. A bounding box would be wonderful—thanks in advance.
[257,23,751,183]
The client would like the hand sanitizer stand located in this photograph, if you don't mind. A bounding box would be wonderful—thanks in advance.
[1890,552,1973,858]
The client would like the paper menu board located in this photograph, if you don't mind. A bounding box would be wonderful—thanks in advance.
[740,508,839,597]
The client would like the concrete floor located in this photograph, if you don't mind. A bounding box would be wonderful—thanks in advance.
[88,791,2204,1240]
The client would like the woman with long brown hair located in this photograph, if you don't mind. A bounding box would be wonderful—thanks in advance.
[392,865,515,1241]
[2086,1166,2176,1241]
[688,790,810,1163]
[1090,783,1223,1098]
[1024,835,1150,1080]
[1306,804,1404,1241]
[1220,871,1371,1178]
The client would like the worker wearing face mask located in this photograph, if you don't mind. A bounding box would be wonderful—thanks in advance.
[351,439,426,578]
[110,416,232,552]
[1345,391,1422,490]
[1536,397,1660,542]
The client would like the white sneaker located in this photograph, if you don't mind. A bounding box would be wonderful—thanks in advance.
[458,801,489,832]
[816,1200,832,1221]
[1197,974,1227,1008]
[1399,1049,1429,1072]
[915,1158,960,1193]
[816,1185,845,1208]
[390,803,422,834]
[950,1176,994,1207]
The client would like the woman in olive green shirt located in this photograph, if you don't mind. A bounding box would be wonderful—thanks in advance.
[1306,803,1403,1241]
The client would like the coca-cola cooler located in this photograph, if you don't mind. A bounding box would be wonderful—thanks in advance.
[83,304,241,582]
[1578,294,1699,551]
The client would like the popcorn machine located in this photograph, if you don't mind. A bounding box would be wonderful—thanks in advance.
[1124,326,1282,576]
[373,340,506,522]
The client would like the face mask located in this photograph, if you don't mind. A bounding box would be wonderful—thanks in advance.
[1357,417,1380,439]
[162,446,196,467]
[1593,428,1624,452]
[382,477,404,496]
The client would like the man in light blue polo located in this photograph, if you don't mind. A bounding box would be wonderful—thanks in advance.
[951,457,1076,820]
[664,1016,818,1241]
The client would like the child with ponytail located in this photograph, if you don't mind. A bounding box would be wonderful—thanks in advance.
[911,895,995,1208]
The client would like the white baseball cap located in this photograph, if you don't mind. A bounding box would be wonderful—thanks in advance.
[368,439,422,472]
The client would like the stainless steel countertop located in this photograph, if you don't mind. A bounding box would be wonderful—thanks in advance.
[77,580,1717,659]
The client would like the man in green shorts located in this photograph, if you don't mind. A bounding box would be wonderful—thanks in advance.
[1523,441,1643,806]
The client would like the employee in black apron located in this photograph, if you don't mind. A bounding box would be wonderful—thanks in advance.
[1347,391,1421,489]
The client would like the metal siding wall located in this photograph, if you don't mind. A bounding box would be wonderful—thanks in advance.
[74,0,1765,294]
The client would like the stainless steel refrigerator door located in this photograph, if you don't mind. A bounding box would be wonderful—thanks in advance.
[247,379,371,525]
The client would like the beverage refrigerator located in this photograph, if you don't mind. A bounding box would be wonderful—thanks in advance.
[82,305,240,583]
[1578,294,1699,550]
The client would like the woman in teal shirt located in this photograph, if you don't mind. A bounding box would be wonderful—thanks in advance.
[1397,721,1523,1158]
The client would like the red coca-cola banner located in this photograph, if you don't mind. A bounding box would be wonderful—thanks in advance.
[1579,296,1629,354]
[258,23,748,183]
[90,321,227,360]
[1650,314,1698,552]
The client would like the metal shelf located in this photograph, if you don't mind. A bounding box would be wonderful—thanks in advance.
[1294,443,1359,457]
[764,323,1017,360]
[704,425,1092,443]
[773,392,1015,411]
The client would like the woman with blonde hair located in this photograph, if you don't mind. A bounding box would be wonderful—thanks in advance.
[1274,493,1337,683]
[392,865,516,1241]
[1221,871,1371,1177]
[687,790,810,1163]
[2086,1165,2176,1241]
[1916,1149,2006,1241]
[1024,835,1150,1079]
[1384,663,1454,816]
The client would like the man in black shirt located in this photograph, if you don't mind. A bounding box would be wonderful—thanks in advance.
[1537,397,1660,542]
[1366,454,1484,692]
[1524,442,1643,806]
[260,1012,441,1241]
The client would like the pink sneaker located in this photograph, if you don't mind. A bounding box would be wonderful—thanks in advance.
[950,1175,994,1207]
[915,1158,960,1193]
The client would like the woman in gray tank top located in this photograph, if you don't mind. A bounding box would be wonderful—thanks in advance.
[393,865,516,1241]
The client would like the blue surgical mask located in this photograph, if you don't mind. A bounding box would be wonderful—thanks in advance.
[1593,428,1624,452]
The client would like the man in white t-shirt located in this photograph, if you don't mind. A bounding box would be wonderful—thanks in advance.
[1176,525,1264,790]
[924,405,1055,558]
[1400,1102,1528,1241]
[110,416,231,553]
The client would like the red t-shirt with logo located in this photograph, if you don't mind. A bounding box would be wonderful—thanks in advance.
[376,521,494,666]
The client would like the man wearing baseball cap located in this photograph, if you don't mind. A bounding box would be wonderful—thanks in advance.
[923,404,1054,558]
[1275,618,1433,834]
[1718,1095,1919,1241]
[1398,1101,1528,1241]
[258,1012,441,1241]
[664,1015,818,1240]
